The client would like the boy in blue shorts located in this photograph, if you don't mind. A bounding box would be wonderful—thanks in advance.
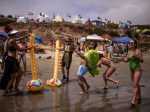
[75,42,98,95]
[76,58,90,95]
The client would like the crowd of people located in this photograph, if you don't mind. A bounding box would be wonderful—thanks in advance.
[0,25,144,107]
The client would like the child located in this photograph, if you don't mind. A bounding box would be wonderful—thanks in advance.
[75,42,98,95]
[76,58,90,95]
[97,53,119,89]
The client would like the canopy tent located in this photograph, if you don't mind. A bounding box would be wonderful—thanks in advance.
[112,36,132,43]
[80,34,106,42]
[35,36,43,44]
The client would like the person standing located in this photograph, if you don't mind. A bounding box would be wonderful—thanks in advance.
[61,38,74,82]
[0,29,30,95]
[123,40,144,106]
[17,39,28,75]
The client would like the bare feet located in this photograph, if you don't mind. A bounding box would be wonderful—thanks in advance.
[115,81,119,88]
[3,90,15,96]
[103,86,108,89]
[78,91,88,95]
[86,85,90,90]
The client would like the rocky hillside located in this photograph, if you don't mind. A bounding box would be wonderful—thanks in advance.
[0,20,149,47]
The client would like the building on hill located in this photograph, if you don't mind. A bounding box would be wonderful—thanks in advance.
[72,16,82,24]
[91,19,106,27]
[37,13,50,22]
[52,15,64,22]
[17,16,28,23]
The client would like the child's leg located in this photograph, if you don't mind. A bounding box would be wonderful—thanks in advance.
[105,66,119,88]
[103,68,109,89]
[76,76,86,95]
[22,56,26,75]
[81,77,90,90]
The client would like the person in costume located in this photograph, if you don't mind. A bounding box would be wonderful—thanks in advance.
[0,27,30,95]
[123,40,144,106]
[96,52,119,89]
[75,42,99,95]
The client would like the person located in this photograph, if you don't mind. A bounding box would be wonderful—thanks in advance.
[123,40,144,106]
[17,39,28,75]
[75,42,98,95]
[106,43,113,58]
[61,38,74,82]
[0,29,30,95]
[96,53,119,89]
[1,25,14,69]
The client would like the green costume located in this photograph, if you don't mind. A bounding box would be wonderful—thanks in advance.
[84,50,99,76]
[129,56,140,71]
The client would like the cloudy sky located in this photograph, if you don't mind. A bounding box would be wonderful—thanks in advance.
[0,0,150,24]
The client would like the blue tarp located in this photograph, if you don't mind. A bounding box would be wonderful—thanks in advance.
[35,35,43,44]
[112,36,133,43]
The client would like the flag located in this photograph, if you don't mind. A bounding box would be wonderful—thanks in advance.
[28,11,34,15]
[97,16,102,20]
[66,13,71,18]
[78,14,82,18]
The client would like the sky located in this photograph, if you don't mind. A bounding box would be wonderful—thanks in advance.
[0,0,150,25]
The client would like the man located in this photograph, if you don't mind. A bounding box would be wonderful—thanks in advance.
[61,38,74,82]
[0,28,30,95]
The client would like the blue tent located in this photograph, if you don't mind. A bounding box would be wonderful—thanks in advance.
[0,32,8,42]
[35,35,43,44]
[112,36,133,43]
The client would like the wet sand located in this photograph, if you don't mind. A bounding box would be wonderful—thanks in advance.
[0,52,150,112]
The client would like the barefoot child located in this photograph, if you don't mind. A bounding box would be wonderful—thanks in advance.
[76,58,90,95]
[97,53,119,89]
[75,42,99,95]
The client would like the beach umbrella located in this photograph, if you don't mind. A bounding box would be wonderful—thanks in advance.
[35,35,43,44]
[0,32,8,43]
[80,34,106,42]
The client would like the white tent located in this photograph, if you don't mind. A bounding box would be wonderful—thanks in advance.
[72,16,82,24]
[17,16,28,23]
[37,13,50,22]
[53,15,64,22]
[80,34,106,42]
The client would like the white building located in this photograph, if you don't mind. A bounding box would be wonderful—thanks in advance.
[37,13,50,22]
[52,15,64,22]
[17,16,28,23]
[72,16,82,24]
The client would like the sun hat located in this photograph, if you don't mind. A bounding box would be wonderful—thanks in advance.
[8,29,19,35]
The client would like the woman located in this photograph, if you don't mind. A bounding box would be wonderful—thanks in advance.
[124,40,144,106]
[97,53,119,89]
[17,40,27,75]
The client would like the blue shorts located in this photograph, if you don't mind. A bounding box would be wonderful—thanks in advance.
[77,65,88,77]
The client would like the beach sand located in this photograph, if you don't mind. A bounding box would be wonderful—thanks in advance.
[0,52,150,112]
